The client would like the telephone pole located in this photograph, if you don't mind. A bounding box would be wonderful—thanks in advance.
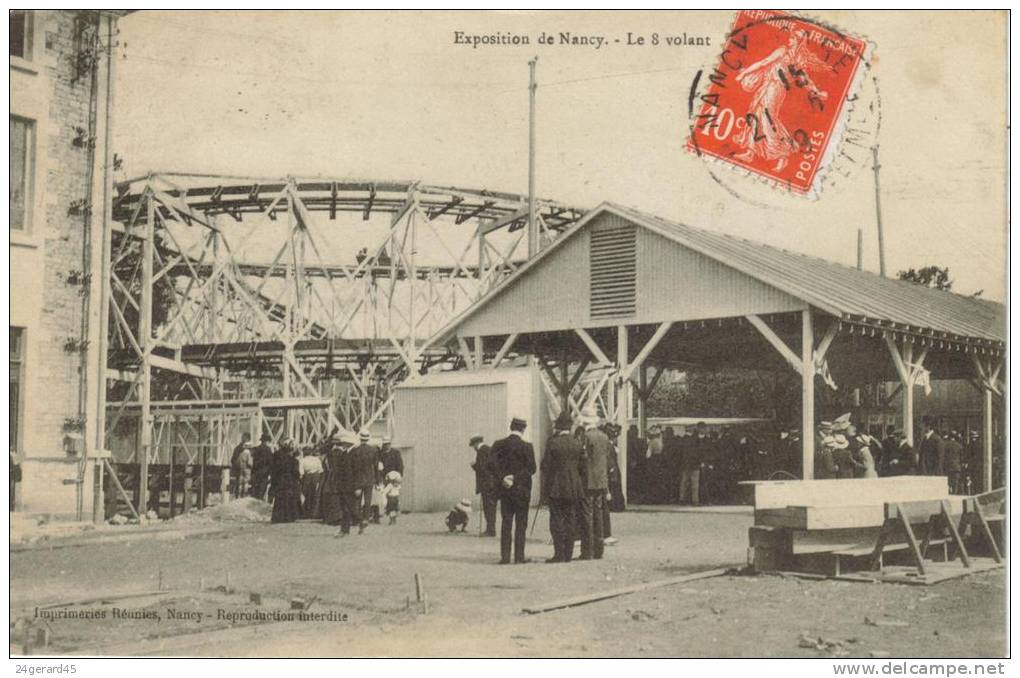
[527,56,539,258]
[872,145,886,276]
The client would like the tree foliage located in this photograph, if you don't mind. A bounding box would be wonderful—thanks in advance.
[897,265,952,291]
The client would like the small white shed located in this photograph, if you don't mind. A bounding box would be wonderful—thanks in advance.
[392,365,549,512]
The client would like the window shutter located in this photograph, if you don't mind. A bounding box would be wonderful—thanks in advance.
[589,225,636,319]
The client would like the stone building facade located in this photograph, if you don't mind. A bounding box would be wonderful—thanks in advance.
[10,10,124,517]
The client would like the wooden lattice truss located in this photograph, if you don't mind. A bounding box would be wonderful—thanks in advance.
[102,173,584,511]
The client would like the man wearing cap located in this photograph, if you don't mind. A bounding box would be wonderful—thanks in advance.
[469,435,498,537]
[251,433,274,501]
[379,436,403,480]
[491,417,536,564]
[541,412,585,562]
[350,429,380,534]
[579,405,611,560]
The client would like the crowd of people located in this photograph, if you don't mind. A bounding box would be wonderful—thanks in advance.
[816,414,990,494]
[229,429,404,532]
[625,414,994,505]
[466,405,624,565]
[626,420,799,505]
[221,409,992,564]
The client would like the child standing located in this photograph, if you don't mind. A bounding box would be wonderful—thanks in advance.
[382,470,402,525]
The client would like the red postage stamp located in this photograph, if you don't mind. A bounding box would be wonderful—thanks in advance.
[687,10,870,196]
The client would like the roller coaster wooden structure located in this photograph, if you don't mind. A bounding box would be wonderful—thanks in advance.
[102,172,585,515]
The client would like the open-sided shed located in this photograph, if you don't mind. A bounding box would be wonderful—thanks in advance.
[433,203,1005,499]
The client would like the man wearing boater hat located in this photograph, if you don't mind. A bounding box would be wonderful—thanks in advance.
[350,429,380,534]
[491,417,536,564]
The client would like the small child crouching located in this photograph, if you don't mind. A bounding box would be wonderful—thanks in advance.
[383,471,402,525]
[445,498,471,532]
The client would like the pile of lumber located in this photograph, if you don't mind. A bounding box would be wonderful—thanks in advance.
[745,476,954,574]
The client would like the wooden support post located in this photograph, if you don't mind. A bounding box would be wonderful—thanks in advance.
[474,336,483,371]
[199,425,207,510]
[456,336,474,370]
[801,310,815,479]
[491,333,518,368]
[621,322,672,382]
[901,343,915,446]
[941,500,970,568]
[559,354,569,413]
[575,328,612,366]
[895,504,926,575]
[138,193,155,515]
[982,386,993,492]
[637,364,648,438]
[168,434,175,519]
[617,325,629,505]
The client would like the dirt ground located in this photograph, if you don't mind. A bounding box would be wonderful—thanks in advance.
[9,508,1007,657]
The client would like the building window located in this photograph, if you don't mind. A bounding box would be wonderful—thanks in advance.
[10,116,33,232]
[9,11,32,60]
[10,327,25,452]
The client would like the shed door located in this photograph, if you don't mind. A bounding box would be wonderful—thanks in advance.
[394,382,507,512]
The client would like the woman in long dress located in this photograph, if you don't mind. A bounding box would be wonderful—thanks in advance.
[319,439,345,526]
[270,441,302,523]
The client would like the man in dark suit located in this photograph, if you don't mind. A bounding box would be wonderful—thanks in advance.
[541,412,585,562]
[470,435,498,537]
[350,429,379,534]
[943,430,964,493]
[331,436,361,537]
[918,419,945,476]
[250,433,274,501]
[579,405,611,560]
[379,436,402,477]
[491,417,536,564]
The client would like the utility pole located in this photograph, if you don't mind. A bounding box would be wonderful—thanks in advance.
[872,145,886,277]
[527,56,539,258]
[856,228,863,270]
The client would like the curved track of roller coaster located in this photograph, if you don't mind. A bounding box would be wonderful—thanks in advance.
[102,173,586,512]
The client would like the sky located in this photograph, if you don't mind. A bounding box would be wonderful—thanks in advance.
[114,10,1008,301]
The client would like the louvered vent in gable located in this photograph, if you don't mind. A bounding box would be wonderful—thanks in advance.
[589,224,637,319]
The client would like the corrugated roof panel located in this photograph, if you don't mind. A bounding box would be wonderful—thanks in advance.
[434,203,1005,347]
[608,204,1005,344]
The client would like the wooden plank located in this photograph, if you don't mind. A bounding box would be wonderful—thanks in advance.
[756,506,884,530]
[758,496,967,531]
[149,354,217,380]
[749,525,791,550]
[522,568,727,615]
[884,499,960,523]
[792,527,882,555]
[748,476,949,511]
